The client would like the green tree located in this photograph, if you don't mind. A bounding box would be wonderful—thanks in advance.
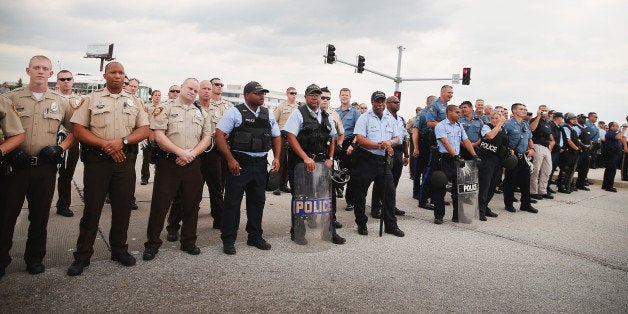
[15,78,23,88]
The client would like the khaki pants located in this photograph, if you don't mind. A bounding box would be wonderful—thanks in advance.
[530,144,552,195]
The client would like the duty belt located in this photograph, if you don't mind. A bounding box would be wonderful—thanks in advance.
[232,151,267,164]
[29,156,43,166]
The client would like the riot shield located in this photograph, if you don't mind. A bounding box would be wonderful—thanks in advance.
[291,162,333,251]
[457,159,479,223]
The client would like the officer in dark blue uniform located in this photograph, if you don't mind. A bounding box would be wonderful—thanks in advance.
[432,105,480,224]
[214,81,281,255]
[476,111,508,220]
[547,111,563,193]
[557,113,581,193]
[283,84,345,245]
[503,103,537,213]
[348,91,404,237]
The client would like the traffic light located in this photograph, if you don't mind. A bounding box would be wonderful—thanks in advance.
[462,67,471,85]
[393,91,401,101]
[357,55,365,73]
[326,44,336,64]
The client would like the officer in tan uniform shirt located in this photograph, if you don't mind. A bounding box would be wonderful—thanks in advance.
[0,55,75,278]
[67,61,149,276]
[272,86,299,195]
[143,78,212,261]
[55,70,83,218]
[139,89,162,185]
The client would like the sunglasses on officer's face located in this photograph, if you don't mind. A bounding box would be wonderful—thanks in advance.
[169,90,180,93]
[58,77,73,82]
[321,96,331,100]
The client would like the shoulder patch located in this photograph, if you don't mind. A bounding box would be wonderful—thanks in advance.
[153,106,164,117]
[71,98,85,110]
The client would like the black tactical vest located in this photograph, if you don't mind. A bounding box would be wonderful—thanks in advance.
[576,124,591,146]
[295,105,332,157]
[478,124,508,158]
[561,124,580,151]
[228,103,272,153]
[532,118,552,147]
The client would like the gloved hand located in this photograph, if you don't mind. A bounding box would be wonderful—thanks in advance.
[473,155,482,165]
[7,148,31,168]
[40,145,64,164]
[455,155,466,168]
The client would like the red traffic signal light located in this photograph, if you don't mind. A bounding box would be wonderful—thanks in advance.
[462,67,471,85]
[393,91,401,101]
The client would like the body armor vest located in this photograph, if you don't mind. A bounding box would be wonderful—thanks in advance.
[228,103,272,152]
[294,105,332,158]
[478,124,508,158]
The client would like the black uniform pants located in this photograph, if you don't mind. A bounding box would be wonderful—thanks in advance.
[503,156,532,209]
[0,163,57,268]
[348,152,398,231]
[418,140,434,205]
[220,158,267,245]
[73,153,137,261]
[432,157,459,220]
[576,150,591,187]
[622,152,628,181]
[56,142,80,209]
[371,148,403,213]
[140,144,151,182]
[602,151,621,189]
[145,158,202,251]
[477,154,502,214]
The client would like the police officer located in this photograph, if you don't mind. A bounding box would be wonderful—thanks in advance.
[503,103,537,213]
[529,105,555,200]
[273,86,299,195]
[67,61,149,276]
[371,95,408,218]
[283,84,345,245]
[139,89,162,185]
[0,55,75,277]
[215,81,281,255]
[574,114,592,191]
[54,70,83,217]
[548,111,564,193]
[348,91,404,237]
[335,88,361,210]
[557,113,581,194]
[458,100,483,159]
[320,86,345,229]
[142,78,212,261]
[432,105,481,224]
[477,111,507,221]
[413,95,437,209]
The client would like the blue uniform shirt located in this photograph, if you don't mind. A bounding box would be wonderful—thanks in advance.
[425,98,447,123]
[458,115,483,143]
[414,108,431,135]
[283,106,337,136]
[435,119,468,154]
[504,118,532,154]
[585,120,599,142]
[354,109,400,156]
[389,110,408,140]
[216,103,281,157]
[335,106,361,138]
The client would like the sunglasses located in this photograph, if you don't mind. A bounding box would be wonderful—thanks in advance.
[213,83,224,87]
[58,77,73,82]
[169,90,180,93]
[321,96,331,100]
[289,92,297,95]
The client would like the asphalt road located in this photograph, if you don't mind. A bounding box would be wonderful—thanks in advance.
[1,155,627,312]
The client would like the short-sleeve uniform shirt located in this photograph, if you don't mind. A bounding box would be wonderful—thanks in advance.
[151,99,212,149]
[353,109,400,156]
[216,103,281,157]
[208,98,233,134]
[6,87,73,155]
[273,101,298,129]
[435,119,468,154]
[71,89,149,140]
[0,95,25,138]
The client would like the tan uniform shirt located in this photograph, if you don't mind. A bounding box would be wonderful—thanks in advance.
[151,99,212,149]
[327,109,345,135]
[0,94,25,138]
[71,89,149,140]
[207,98,232,134]
[273,101,298,129]
[6,87,73,155]
[58,93,83,132]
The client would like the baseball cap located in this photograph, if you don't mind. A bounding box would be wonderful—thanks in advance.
[371,91,386,101]
[243,81,269,94]
[553,112,563,118]
[304,84,322,95]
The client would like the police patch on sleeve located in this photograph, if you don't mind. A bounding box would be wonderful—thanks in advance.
[10,103,19,116]
[70,98,84,110]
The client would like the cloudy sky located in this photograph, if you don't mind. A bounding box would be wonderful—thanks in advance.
[1,0,626,122]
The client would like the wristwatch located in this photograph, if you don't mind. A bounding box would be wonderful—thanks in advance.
[122,137,129,145]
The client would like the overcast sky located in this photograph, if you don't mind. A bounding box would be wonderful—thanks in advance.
[1,0,626,122]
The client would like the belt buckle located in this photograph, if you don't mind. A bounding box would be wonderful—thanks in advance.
[30,156,38,166]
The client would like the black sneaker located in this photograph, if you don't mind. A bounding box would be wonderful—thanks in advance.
[504,205,516,212]
[111,252,136,266]
[67,260,90,276]
[181,245,201,255]
[485,210,498,218]
[394,208,406,216]
[26,262,45,275]
[56,207,74,217]
[333,220,343,229]
[357,225,368,235]
[419,203,435,210]
[142,249,158,261]
[521,205,538,213]
[385,228,405,237]
[434,218,443,224]
[542,193,554,199]
[531,194,543,200]
[223,243,236,255]
[247,238,271,250]
[331,233,346,244]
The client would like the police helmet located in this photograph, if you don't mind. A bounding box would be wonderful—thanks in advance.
[502,154,518,170]
[331,168,351,188]
[563,112,577,120]
[430,170,448,188]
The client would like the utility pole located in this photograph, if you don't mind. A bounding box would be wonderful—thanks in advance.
[325,44,470,101]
